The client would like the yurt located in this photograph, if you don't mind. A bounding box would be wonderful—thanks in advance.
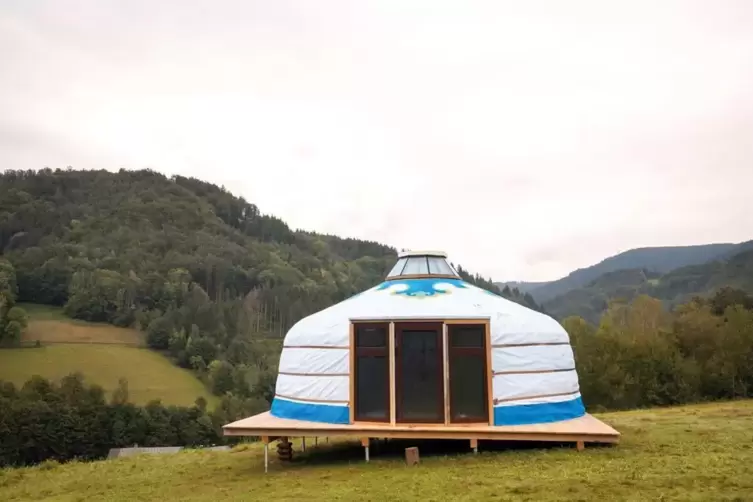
[224,251,619,470]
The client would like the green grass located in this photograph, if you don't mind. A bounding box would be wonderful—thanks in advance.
[17,303,72,322]
[2,400,752,501]
[3,304,215,408]
[0,344,216,408]
[22,319,144,346]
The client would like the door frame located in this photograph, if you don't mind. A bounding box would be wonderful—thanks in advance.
[349,317,492,426]
[394,321,445,423]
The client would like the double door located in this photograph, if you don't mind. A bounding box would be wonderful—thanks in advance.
[352,321,489,424]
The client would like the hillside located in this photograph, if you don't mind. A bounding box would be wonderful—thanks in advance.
[0,168,541,418]
[0,305,215,407]
[2,400,752,501]
[546,247,753,322]
[497,242,744,303]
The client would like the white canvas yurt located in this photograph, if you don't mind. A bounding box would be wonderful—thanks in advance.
[269,250,586,427]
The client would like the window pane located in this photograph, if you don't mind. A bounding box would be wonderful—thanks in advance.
[355,355,389,420]
[387,257,407,277]
[356,325,387,347]
[449,325,485,348]
[427,256,455,276]
[401,256,429,275]
[398,329,442,421]
[450,353,487,421]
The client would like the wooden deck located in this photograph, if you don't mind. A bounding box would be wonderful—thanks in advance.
[223,411,620,444]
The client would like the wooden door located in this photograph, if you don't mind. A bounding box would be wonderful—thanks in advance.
[395,322,444,423]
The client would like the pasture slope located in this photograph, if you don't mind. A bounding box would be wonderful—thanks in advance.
[1,400,752,501]
[0,304,215,408]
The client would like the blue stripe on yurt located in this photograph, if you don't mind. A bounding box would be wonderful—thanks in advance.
[271,398,349,424]
[493,396,585,426]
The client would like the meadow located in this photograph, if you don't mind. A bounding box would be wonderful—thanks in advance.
[1,400,751,501]
[0,304,215,407]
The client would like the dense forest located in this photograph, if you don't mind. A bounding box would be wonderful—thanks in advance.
[570,287,753,411]
[0,168,540,419]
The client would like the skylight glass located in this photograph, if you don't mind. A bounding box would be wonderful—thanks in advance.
[401,256,430,275]
[427,256,455,275]
[386,253,459,279]
[386,257,407,277]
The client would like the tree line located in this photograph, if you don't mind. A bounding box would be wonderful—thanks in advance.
[570,287,753,411]
[0,373,263,467]
[0,258,28,346]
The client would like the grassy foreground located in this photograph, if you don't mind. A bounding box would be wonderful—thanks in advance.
[2,400,752,501]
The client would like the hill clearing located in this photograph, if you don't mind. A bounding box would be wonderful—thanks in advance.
[0,344,216,407]
[1,304,214,408]
[18,303,144,345]
[1,400,751,501]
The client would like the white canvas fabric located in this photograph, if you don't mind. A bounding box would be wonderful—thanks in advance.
[272,276,586,425]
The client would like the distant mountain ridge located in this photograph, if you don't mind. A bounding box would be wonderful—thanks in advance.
[544,245,753,323]
[496,242,745,304]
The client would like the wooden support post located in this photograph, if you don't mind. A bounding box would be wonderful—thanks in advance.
[576,441,585,452]
[262,436,270,473]
[361,437,370,463]
[314,437,318,446]
[302,437,306,452]
[470,438,478,454]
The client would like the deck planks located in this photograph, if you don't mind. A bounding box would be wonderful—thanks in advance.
[223,412,620,444]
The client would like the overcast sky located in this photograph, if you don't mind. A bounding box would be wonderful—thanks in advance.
[2,0,753,282]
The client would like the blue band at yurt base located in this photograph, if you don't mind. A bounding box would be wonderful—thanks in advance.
[270,396,585,427]
[493,396,586,426]
[271,398,350,424]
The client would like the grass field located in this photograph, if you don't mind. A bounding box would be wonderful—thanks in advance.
[1,304,214,408]
[18,303,144,345]
[1,400,752,501]
[0,345,215,407]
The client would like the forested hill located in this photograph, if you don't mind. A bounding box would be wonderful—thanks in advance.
[545,246,753,323]
[497,242,742,303]
[0,168,540,406]
[0,168,538,313]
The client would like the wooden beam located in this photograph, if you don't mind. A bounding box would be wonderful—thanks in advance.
[443,322,450,425]
[444,319,490,324]
[389,321,396,426]
[349,323,355,424]
[485,320,494,426]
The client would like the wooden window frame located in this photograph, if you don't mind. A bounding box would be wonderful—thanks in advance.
[447,323,489,424]
[351,322,391,423]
